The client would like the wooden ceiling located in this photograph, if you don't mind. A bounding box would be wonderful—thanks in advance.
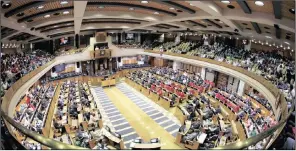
[214,1,295,20]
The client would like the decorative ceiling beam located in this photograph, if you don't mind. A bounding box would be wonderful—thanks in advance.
[40,25,74,33]
[82,21,141,25]
[74,1,87,34]
[87,2,177,16]
[156,1,196,14]
[272,1,282,19]
[35,21,74,31]
[5,1,46,18]
[251,22,261,34]
[274,24,281,39]
[237,1,252,14]
[17,6,74,23]
[158,24,179,29]
[153,25,170,29]
[203,19,222,28]
[186,20,207,28]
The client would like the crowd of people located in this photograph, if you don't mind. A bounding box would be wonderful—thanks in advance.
[0,50,54,97]
[155,41,295,106]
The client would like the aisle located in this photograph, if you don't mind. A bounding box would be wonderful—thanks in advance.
[104,87,182,149]
[92,87,139,148]
[116,83,180,137]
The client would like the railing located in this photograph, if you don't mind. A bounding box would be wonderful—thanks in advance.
[0,49,290,150]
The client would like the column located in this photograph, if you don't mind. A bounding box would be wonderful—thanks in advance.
[173,61,182,71]
[75,34,80,48]
[244,40,251,51]
[237,80,246,96]
[200,68,206,80]
[175,33,181,45]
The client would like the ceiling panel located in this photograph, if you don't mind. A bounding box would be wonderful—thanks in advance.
[232,20,255,31]
[86,6,165,16]
[30,10,73,23]
[10,1,73,20]
[282,1,295,20]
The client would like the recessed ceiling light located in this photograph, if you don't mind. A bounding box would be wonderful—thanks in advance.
[219,21,224,24]
[37,5,44,10]
[60,1,68,5]
[129,7,135,10]
[44,14,50,18]
[54,25,58,28]
[141,1,149,4]
[284,42,290,45]
[169,7,175,10]
[265,36,272,39]
[254,1,264,6]
[2,2,11,9]
[154,12,159,15]
[16,12,25,17]
[221,1,230,4]
[98,6,104,9]
[63,11,70,14]
[67,23,71,25]
[289,8,295,14]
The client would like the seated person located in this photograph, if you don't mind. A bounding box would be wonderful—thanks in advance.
[88,112,100,128]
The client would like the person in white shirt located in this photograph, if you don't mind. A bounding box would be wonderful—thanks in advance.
[89,112,99,127]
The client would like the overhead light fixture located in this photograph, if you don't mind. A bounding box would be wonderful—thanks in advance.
[60,1,68,5]
[67,23,71,25]
[169,7,175,10]
[190,3,194,6]
[154,12,159,15]
[98,6,105,9]
[129,7,135,10]
[287,46,290,49]
[221,1,230,4]
[289,8,295,14]
[141,1,149,4]
[284,47,286,50]
[269,44,271,47]
[63,11,70,14]
[273,43,275,46]
[284,42,290,45]
[54,25,58,27]
[291,49,294,52]
[37,5,44,9]
[219,21,224,24]
[44,14,50,18]
[236,37,239,40]
[280,44,283,47]
[254,1,264,6]
[265,36,272,39]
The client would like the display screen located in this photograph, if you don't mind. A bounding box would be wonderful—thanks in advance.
[53,64,66,72]
[60,37,69,45]
[126,33,134,40]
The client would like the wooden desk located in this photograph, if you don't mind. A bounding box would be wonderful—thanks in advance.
[175,106,189,125]
[101,128,124,149]
[101,79,116,87]
[149,91,159,103]
[160,96,171,110]
[130,142,161,149]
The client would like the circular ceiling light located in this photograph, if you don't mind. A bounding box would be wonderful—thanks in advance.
[63,11,70,14]
[37,5,44,10]
[169,7,175,10]
[16,12,25,17]
[141,1,149,4]
[60,1,68,5]
[219,21,224,24]
[54,25,58,28]
[98,6,104,9]
[1,1,11,9]
[154,12,159,15]
[221,1,230,4]
[44,14,50,18]
[289,8,295,14]
[189,3,194,6]
[129,7,135,10]
[254,1,264,6]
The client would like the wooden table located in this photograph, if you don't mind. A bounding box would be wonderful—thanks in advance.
[130,142,161,149]
[101,79,116,87]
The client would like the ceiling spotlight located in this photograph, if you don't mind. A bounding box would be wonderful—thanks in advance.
[273,43,275,46]
[280,44,283,47]
[265,36,272,39]
[291,49,294,52]
[154,12,159,15]
[141,1,149,4]
[254,1,264,6]
[287,46,290,49]
[129,7,135,10]
[44,14,50,18]
[284,47,286,50]
[63,11,70,14]
[289,8,295,14]
[98,6,105,9]
[37,5,44,9]
[269,44,271,47]
[60,1,68,5]
[190,3,194,6]
[236,37,239,40]
[169,7,175,10]
[277,46,279,48]
[221,1,230,4]
[54,25,58,27]
[67,23,71,25]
